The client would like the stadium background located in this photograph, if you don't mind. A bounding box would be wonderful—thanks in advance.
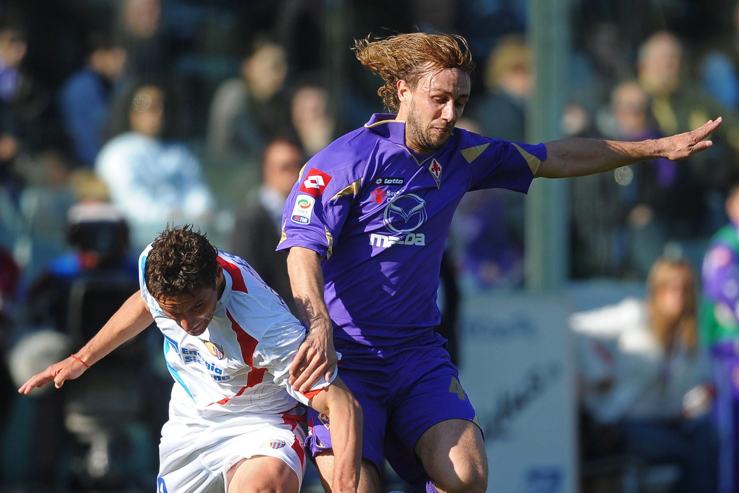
[0,0,737,492]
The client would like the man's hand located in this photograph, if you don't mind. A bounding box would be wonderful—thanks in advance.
[17,354,89,395]
[657,117,722,161]
[289,322,337,393]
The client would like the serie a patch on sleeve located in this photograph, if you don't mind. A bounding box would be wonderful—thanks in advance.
[291,194,316,224]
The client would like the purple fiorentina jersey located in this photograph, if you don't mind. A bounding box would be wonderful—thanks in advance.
[277,113,545,347]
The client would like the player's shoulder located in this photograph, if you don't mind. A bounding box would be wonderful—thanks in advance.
[306,126,374,172]
[296,125,379,196]
[452,127,510,150]
[216,250,259,287]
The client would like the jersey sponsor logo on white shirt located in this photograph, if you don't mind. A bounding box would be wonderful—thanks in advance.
[291,194,315,225]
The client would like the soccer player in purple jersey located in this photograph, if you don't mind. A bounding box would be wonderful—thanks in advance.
[277,32,721,493]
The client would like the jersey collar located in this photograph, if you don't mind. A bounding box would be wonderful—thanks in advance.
[217,265,234,307]
[364,113,406,145]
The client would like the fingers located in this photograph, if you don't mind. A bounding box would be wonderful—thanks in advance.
[294,358,324,392]
[17,371,54,395]
[698,117,722,136]
[289,344,310,385]
[53,370,68,389]
[692,140,713,152]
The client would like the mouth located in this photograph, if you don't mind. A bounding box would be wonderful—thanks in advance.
[187,324,207,336]
[431,126,452,136]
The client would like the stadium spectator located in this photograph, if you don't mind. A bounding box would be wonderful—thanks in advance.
[25,198,136,334]
[568,22,632,117]
[0,12,26,210]
[115,0,168,80]
[701,179,739,493]
[231,138,303,314]
[471,35,532,142]
[58,31,127,167]
[288,77,336,157]
[461,37,531,286]
[637,30,733,238]
[277,32,722,493]
[571,257,717,493]
[207,38,290,161]
[570,81,669,278]
[95,83,214,251]
[18,225,362,493]
[699,2,739,112]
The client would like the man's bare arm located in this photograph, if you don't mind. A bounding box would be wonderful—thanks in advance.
[286,246,337,392]
[18,291,153,394]
[310,378,362,493]
[537,117,722,178]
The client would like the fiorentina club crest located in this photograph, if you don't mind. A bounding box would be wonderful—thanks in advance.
[429,159,442,188]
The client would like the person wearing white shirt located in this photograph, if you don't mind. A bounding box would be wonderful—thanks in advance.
[18,226,361,493]
[96,85,214,251]
[571,257,717,493]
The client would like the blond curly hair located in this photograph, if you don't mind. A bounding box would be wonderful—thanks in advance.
[353,32,475,112]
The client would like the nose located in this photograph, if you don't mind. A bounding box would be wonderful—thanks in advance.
[441,101,457,124]
[179,316,197,333]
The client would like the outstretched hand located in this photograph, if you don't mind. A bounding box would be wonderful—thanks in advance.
[17,355,89,395]
[658,117,722,161]
[289,324,337,394]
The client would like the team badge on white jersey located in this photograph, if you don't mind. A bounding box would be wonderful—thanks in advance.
[203,340,225,360]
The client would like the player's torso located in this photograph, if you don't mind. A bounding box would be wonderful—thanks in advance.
[329,136,469,269]
[145,252,299,416]
[320,132,471,338]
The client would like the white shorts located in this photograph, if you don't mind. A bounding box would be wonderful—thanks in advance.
[156,403,307,493]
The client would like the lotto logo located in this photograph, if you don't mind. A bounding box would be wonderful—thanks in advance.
[299,169,332,197]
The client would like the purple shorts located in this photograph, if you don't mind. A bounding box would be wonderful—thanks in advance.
[306,332,478,485]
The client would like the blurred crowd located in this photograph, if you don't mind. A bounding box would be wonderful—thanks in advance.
[1,0,739,491]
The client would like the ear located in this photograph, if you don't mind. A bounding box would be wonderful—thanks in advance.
[397,79,412,105]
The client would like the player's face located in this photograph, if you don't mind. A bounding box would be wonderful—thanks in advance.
[400,68,470,154]
[156,271,223,336]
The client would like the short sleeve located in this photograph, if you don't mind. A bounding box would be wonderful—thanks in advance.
[276,152,363,258]
[252,322,338,405]
[466,136,546,193]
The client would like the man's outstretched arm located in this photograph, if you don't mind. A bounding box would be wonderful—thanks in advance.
[309,378,363,493]
[286,246,337,392]
[18,291,153,394]
[537,117,722,178]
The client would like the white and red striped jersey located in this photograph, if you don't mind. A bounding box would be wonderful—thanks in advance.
[138,247,334,419]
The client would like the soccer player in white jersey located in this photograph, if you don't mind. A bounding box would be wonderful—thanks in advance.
[18,225,362,493]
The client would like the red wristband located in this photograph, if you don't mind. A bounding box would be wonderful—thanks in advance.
[70,354,90,368]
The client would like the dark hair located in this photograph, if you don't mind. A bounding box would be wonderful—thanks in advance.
[85,30,122,56]
[145,225,218,300]
[0,9,25,38]
[353,32,475,112]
